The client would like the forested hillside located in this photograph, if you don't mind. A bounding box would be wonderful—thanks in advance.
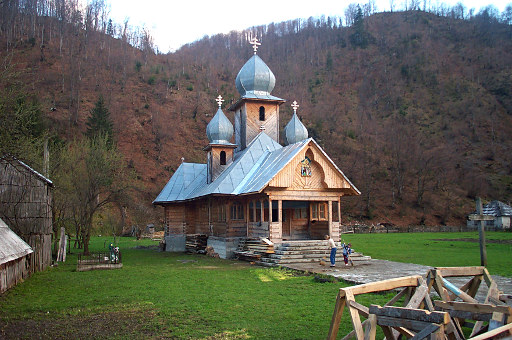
[1,0,512,229]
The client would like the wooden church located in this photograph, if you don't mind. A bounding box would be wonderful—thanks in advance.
[154,39,360,258]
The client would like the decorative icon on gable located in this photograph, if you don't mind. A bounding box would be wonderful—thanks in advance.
[300,157,312,177]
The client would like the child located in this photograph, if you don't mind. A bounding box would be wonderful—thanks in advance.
[325,235,337,267]
[342,242,353,266]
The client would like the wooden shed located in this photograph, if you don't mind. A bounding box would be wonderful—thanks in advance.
[0,157,53,273]
[0,218,33,293]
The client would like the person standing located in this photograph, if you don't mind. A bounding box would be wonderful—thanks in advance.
[325,235,337,267]
[342,242,353,266]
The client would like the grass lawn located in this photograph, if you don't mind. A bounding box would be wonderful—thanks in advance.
[0,237,385,339]
[1,232,510,339]
[341,231,512,277]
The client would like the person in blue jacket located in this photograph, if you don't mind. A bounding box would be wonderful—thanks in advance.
[342,242,353,266]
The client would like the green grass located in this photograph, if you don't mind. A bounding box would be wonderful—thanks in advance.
[0,237,377,339]
[1,232,511,339]
[341,231,512,277]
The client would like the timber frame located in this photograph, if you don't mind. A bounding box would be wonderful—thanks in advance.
[327,267,512,340]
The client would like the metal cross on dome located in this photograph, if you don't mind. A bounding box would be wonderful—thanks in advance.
[291,101,299,114]
[216,95,224,108]
[249,37,261,54]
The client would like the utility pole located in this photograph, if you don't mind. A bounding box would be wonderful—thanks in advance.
[476,197,487,267]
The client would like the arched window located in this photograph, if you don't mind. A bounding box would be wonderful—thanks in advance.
[220,151,226,165]
[259,106,265,121]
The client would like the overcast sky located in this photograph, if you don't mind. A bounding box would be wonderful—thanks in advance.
[106,0,511,52]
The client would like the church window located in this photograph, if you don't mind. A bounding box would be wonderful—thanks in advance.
[231,202,244,220]
[311,202,327,221]
[294,207,308,220]
[220,151,226,165]
[259,106,265,121]
[216,203,226,222]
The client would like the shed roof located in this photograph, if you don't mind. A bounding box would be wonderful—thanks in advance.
[0,218,33,265]
[154,132,360,204]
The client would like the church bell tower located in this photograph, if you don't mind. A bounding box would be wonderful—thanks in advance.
[228,38,285,151]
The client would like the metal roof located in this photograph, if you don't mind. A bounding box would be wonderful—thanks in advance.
[154,133,360,204]
[206,108,234,144]
[471,200,512,217]
[0,218,33,265]
[1,157,53,187]
[284,112,308,145]
[235,54,276,97]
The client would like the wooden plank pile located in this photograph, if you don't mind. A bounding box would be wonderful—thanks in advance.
[327,267,512,340]
[185,234,208,253]
[234,238,274,262]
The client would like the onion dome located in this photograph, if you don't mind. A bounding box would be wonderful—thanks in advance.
[235,37,276,97]
[285,101,308,145]
[206,96,233,144]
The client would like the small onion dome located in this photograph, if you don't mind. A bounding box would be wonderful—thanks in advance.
[235,54,276,97]
[206,107,233,144]
[285,112,308,145]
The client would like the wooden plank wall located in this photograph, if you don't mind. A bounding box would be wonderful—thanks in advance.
[268,144,352,190]
[245,102,279,145]
[0,256,29,294]
[164,205,186,234]
[0,160,52,274]
[209,148,234,182]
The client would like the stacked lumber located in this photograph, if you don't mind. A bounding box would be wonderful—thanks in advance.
[185,234,208,253]
[234,238,274,262]
[328,266,512,340]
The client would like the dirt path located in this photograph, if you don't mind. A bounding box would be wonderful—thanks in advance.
[283,259,512,304]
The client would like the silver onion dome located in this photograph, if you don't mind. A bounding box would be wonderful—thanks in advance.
[285,101,308,145]
[206,107,233,144]
[235,54,276,97]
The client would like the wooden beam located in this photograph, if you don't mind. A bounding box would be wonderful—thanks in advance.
[405,283,429,309]
[442,278,479,303]
[364,314,377,340]
[349,299,370,318]
[467,214,494,221]
[434,301,512,316]
[370,305,449,325]
[327,292,346,340]
[476,197,488,267]
[376,315,437,332]
[411,323,441,340]
[435,267,485,277]
[468,323,512,340]
[385,287,410,307]
[344,276,421,296]
[346,290,365,340]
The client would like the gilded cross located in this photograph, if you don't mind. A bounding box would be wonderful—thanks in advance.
[291,101,299,114]
[215,95,224,108]
[249,37,261,54]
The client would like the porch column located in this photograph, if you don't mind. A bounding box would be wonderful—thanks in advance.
[337,199,341,223]
[260,199,265,222]
[245,200,249,237]
[328,200,333,237]
[269,198,273,224]
[278,200,282,224]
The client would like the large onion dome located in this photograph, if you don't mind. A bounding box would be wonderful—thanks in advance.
[206,107,233,144]
[235,54,276,97]
[285,101,308,145]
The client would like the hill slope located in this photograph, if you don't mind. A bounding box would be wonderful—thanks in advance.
[2,10,512,226]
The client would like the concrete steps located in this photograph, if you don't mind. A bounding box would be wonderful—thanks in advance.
[257,240,372,266]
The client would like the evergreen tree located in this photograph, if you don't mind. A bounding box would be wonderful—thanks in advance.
[350,6,371,48]
[86,95,114,144]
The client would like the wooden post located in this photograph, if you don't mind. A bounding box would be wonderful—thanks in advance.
[337,199,341,223]
[278,200,282,223]
[252,200,256,223]
[269,198,273,224]
[328,200,333,238]
[476,197,488,267]
[260,199,264,222]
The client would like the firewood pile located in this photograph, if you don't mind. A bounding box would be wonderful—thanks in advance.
[327,266,512,340]
[186,234,208,253]
[234,238,274,262]
[205,246,219,258]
